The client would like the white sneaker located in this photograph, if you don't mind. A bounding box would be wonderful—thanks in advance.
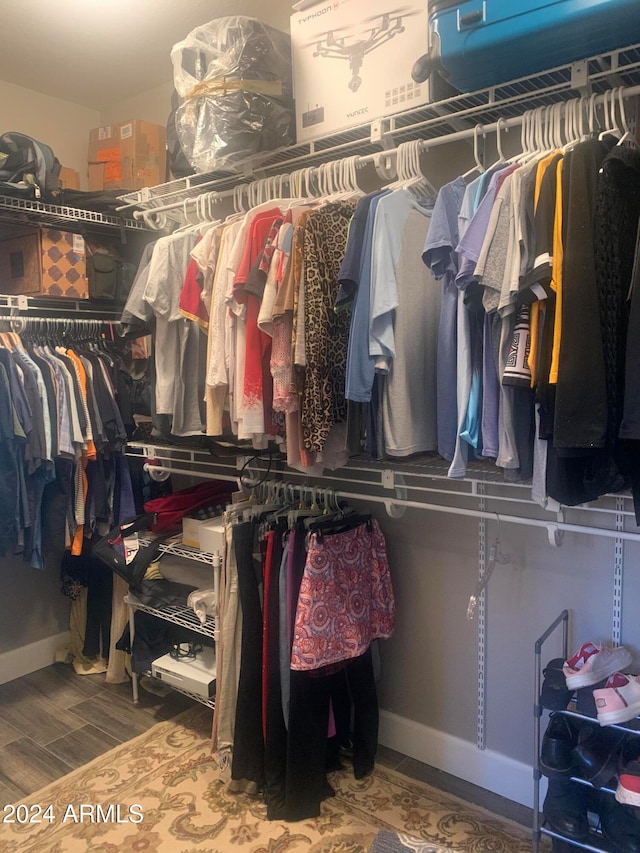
[563,642,632,690]
[594,672,640,726]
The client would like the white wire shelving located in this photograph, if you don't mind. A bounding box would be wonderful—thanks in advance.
[117,42,640,219]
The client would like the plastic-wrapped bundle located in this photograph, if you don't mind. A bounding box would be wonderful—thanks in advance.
[171,17,294,174]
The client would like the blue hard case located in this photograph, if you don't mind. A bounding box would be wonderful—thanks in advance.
[428,0,640,92]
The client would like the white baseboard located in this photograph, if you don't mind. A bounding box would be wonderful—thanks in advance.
[379,709,537,809]
[0,632,71,685]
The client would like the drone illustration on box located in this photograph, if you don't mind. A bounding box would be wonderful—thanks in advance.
[305,7,420,92]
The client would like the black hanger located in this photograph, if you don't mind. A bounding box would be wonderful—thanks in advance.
[307,509,373,541]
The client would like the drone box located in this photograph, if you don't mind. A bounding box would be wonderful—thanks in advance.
[291,0,431,142]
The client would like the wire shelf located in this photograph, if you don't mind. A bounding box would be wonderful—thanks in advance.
[0,194,148,234]
[137,534,220,566]
[125,593,216,639]
[118,42,640,216]
[0,294,124,321]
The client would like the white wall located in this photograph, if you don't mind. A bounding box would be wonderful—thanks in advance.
[99,80,173,127]
[0,80,100,189]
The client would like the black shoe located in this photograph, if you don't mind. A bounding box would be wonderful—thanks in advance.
[541,714,580,779]
[573,727,624,789]
[541,658,572,711]
[600,794,640,853]
[543,778,589,841]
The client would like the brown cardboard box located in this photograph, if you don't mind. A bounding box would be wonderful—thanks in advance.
[88,120,167,191]
[0,227,88,298]
[0,230,41,295]
[59,166,81,190]
[40,229,87,298]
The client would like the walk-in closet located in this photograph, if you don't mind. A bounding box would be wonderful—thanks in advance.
[2,4,640,852]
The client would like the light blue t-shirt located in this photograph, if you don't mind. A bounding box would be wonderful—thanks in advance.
[345,192,389,403]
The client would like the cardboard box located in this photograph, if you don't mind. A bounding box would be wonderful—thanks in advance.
[88,120,167,191]
[0,227,87,298]
[199,519,225,555]
[59,166,81,190]
[181,516,205,550]
[291,0,432,142]
[0,230,42,295]
[41,229,87,298]
[182,514,225,553]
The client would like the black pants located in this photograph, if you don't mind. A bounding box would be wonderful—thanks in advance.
[231,520,265,791]
[263,525,288,819]
[284,648,380,821]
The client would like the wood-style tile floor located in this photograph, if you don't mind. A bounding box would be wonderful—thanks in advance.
[0,664,533,832]
[0,663,192,804]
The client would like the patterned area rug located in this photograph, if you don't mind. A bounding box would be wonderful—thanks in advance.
[0,705,536,853]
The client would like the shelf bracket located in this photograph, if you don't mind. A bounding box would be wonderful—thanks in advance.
[570,59,590,95]
[546,510,565,548]
[382,471,407,518]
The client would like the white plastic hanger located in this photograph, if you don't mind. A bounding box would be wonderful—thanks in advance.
[598,89,616,141]
[616,87,637,147]
[462,124,486,180]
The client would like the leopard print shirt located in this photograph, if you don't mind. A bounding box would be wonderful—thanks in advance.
[302,200,357,453]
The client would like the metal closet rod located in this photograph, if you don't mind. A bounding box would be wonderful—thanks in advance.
[131,82,640,223]
[143,462,640,544]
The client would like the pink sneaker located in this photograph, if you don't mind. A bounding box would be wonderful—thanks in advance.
[563,642,632,690]
[594,673,640,726]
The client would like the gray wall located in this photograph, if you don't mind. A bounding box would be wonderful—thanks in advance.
[0,551,70,655]
[375,503,640,768]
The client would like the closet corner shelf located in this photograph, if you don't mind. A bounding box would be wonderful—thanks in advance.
[124,593,216,640]
[124,592,217,709]
[0,193,149,234]
[117,41,640,216]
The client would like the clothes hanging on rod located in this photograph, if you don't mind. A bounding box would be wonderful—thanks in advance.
[0,313,153,678]
[210,483,395,821]
[0,318,133,566]
[121,177,362,469]
[422,95,640,513]
[121,94,640,515]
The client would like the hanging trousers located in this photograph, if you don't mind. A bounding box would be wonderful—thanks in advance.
[283,649,379,821]
[230,519,265,794]
[263,524,289,819]
[281,521,380,820]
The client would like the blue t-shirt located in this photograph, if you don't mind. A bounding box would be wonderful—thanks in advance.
[422,176,466,461]
[336,192,379,307]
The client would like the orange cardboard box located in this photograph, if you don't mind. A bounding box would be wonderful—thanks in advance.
[88,120,167,191]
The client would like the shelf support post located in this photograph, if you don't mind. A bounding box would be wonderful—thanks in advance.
[476,481,487,751]
[612,496,625,646]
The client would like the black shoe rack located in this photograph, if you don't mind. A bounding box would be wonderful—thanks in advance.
[534,612,640,852]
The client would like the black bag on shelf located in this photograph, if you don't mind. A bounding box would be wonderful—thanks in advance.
[86,251,137,302]
[92,513,169,589]
[0,131,62,199]
[167,89,195,180]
